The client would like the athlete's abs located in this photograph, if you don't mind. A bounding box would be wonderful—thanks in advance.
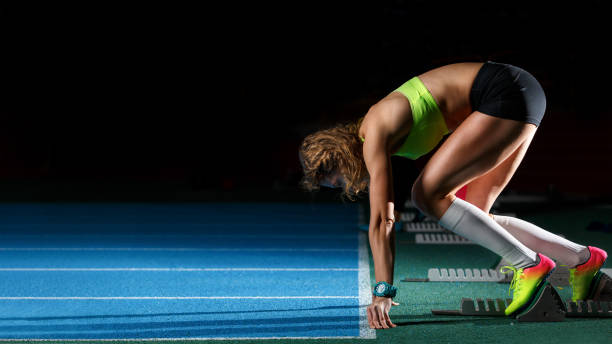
[418,62,484,132]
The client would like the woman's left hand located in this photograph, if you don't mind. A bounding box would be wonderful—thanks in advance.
[367,296,400,329]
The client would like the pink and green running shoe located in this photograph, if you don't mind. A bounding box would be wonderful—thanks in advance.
[569,246,608,301]
[500,253,556,316]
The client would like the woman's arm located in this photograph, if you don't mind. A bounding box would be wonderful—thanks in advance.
[363,126,398,329]
[363,133,396,286]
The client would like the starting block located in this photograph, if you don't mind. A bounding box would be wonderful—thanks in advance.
[432,283,567,321]
[427,268,510,282]
[415,233,472,244]
[401,268,511,283]
[403,259,574,285]
[546,265,570,287]
[402,267,567,284]
[421,268,511,282]
[588,270,612,301]
[403,222,447,233]
[431,271,612,322]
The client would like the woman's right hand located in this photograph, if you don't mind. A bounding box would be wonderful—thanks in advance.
[367,296,399,329]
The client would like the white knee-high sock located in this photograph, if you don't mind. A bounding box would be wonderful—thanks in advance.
[438,197,537,269]
[492,214,590,267]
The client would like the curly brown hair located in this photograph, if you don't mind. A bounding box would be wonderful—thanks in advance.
[299,117,368,200]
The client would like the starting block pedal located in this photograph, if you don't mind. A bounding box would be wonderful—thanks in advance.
[415,233,472,244]
[547,265,570,287]
[587,270,612,301]
[514,283,567,322]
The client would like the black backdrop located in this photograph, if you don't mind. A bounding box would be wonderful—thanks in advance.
[1,2,611,202]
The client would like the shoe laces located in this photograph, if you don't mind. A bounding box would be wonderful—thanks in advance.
[500,266,524,297]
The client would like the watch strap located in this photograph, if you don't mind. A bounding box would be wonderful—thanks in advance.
[373,281,397,298]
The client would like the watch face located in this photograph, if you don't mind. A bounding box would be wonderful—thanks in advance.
[376,283,386,294]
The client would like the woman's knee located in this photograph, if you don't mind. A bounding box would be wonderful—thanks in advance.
[410,182,429,215]
[411,176,452,216]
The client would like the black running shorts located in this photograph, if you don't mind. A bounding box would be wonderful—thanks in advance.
[470,61,546,127]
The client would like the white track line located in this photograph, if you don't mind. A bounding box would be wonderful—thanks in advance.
[358,232,376,339]
[0,248,357,252]
[0,268,358,271]
[0,337,365,341]
[0,296,358,300]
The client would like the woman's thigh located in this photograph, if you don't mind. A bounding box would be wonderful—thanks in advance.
[411,111,537,218]
[463,130,536,214]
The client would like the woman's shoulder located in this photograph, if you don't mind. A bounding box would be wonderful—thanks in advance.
[359,94,413,148]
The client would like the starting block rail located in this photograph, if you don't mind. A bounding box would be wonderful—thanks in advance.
[565,299,612,317]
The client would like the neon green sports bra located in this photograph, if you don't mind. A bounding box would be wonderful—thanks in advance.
[360,77,450,160]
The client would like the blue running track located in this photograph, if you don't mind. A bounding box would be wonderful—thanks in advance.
[0,203,375,340]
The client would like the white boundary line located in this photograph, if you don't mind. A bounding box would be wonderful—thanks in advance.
[0,268,358,272]
[0,248,357,252]
[0,296,358,300]
[358,232,376,339]
[0,337,363,341]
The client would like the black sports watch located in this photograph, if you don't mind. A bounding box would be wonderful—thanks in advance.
[372,281,397,298]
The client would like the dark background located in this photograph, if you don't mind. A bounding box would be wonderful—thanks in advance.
[1,1,611,204]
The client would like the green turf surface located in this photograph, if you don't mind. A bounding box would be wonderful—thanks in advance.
[5,203,612,343]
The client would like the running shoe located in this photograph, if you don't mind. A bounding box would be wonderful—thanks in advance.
[501,253,556,316]
[569,246,608,301]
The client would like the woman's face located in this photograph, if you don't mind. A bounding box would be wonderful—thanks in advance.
[320,170,345,188]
